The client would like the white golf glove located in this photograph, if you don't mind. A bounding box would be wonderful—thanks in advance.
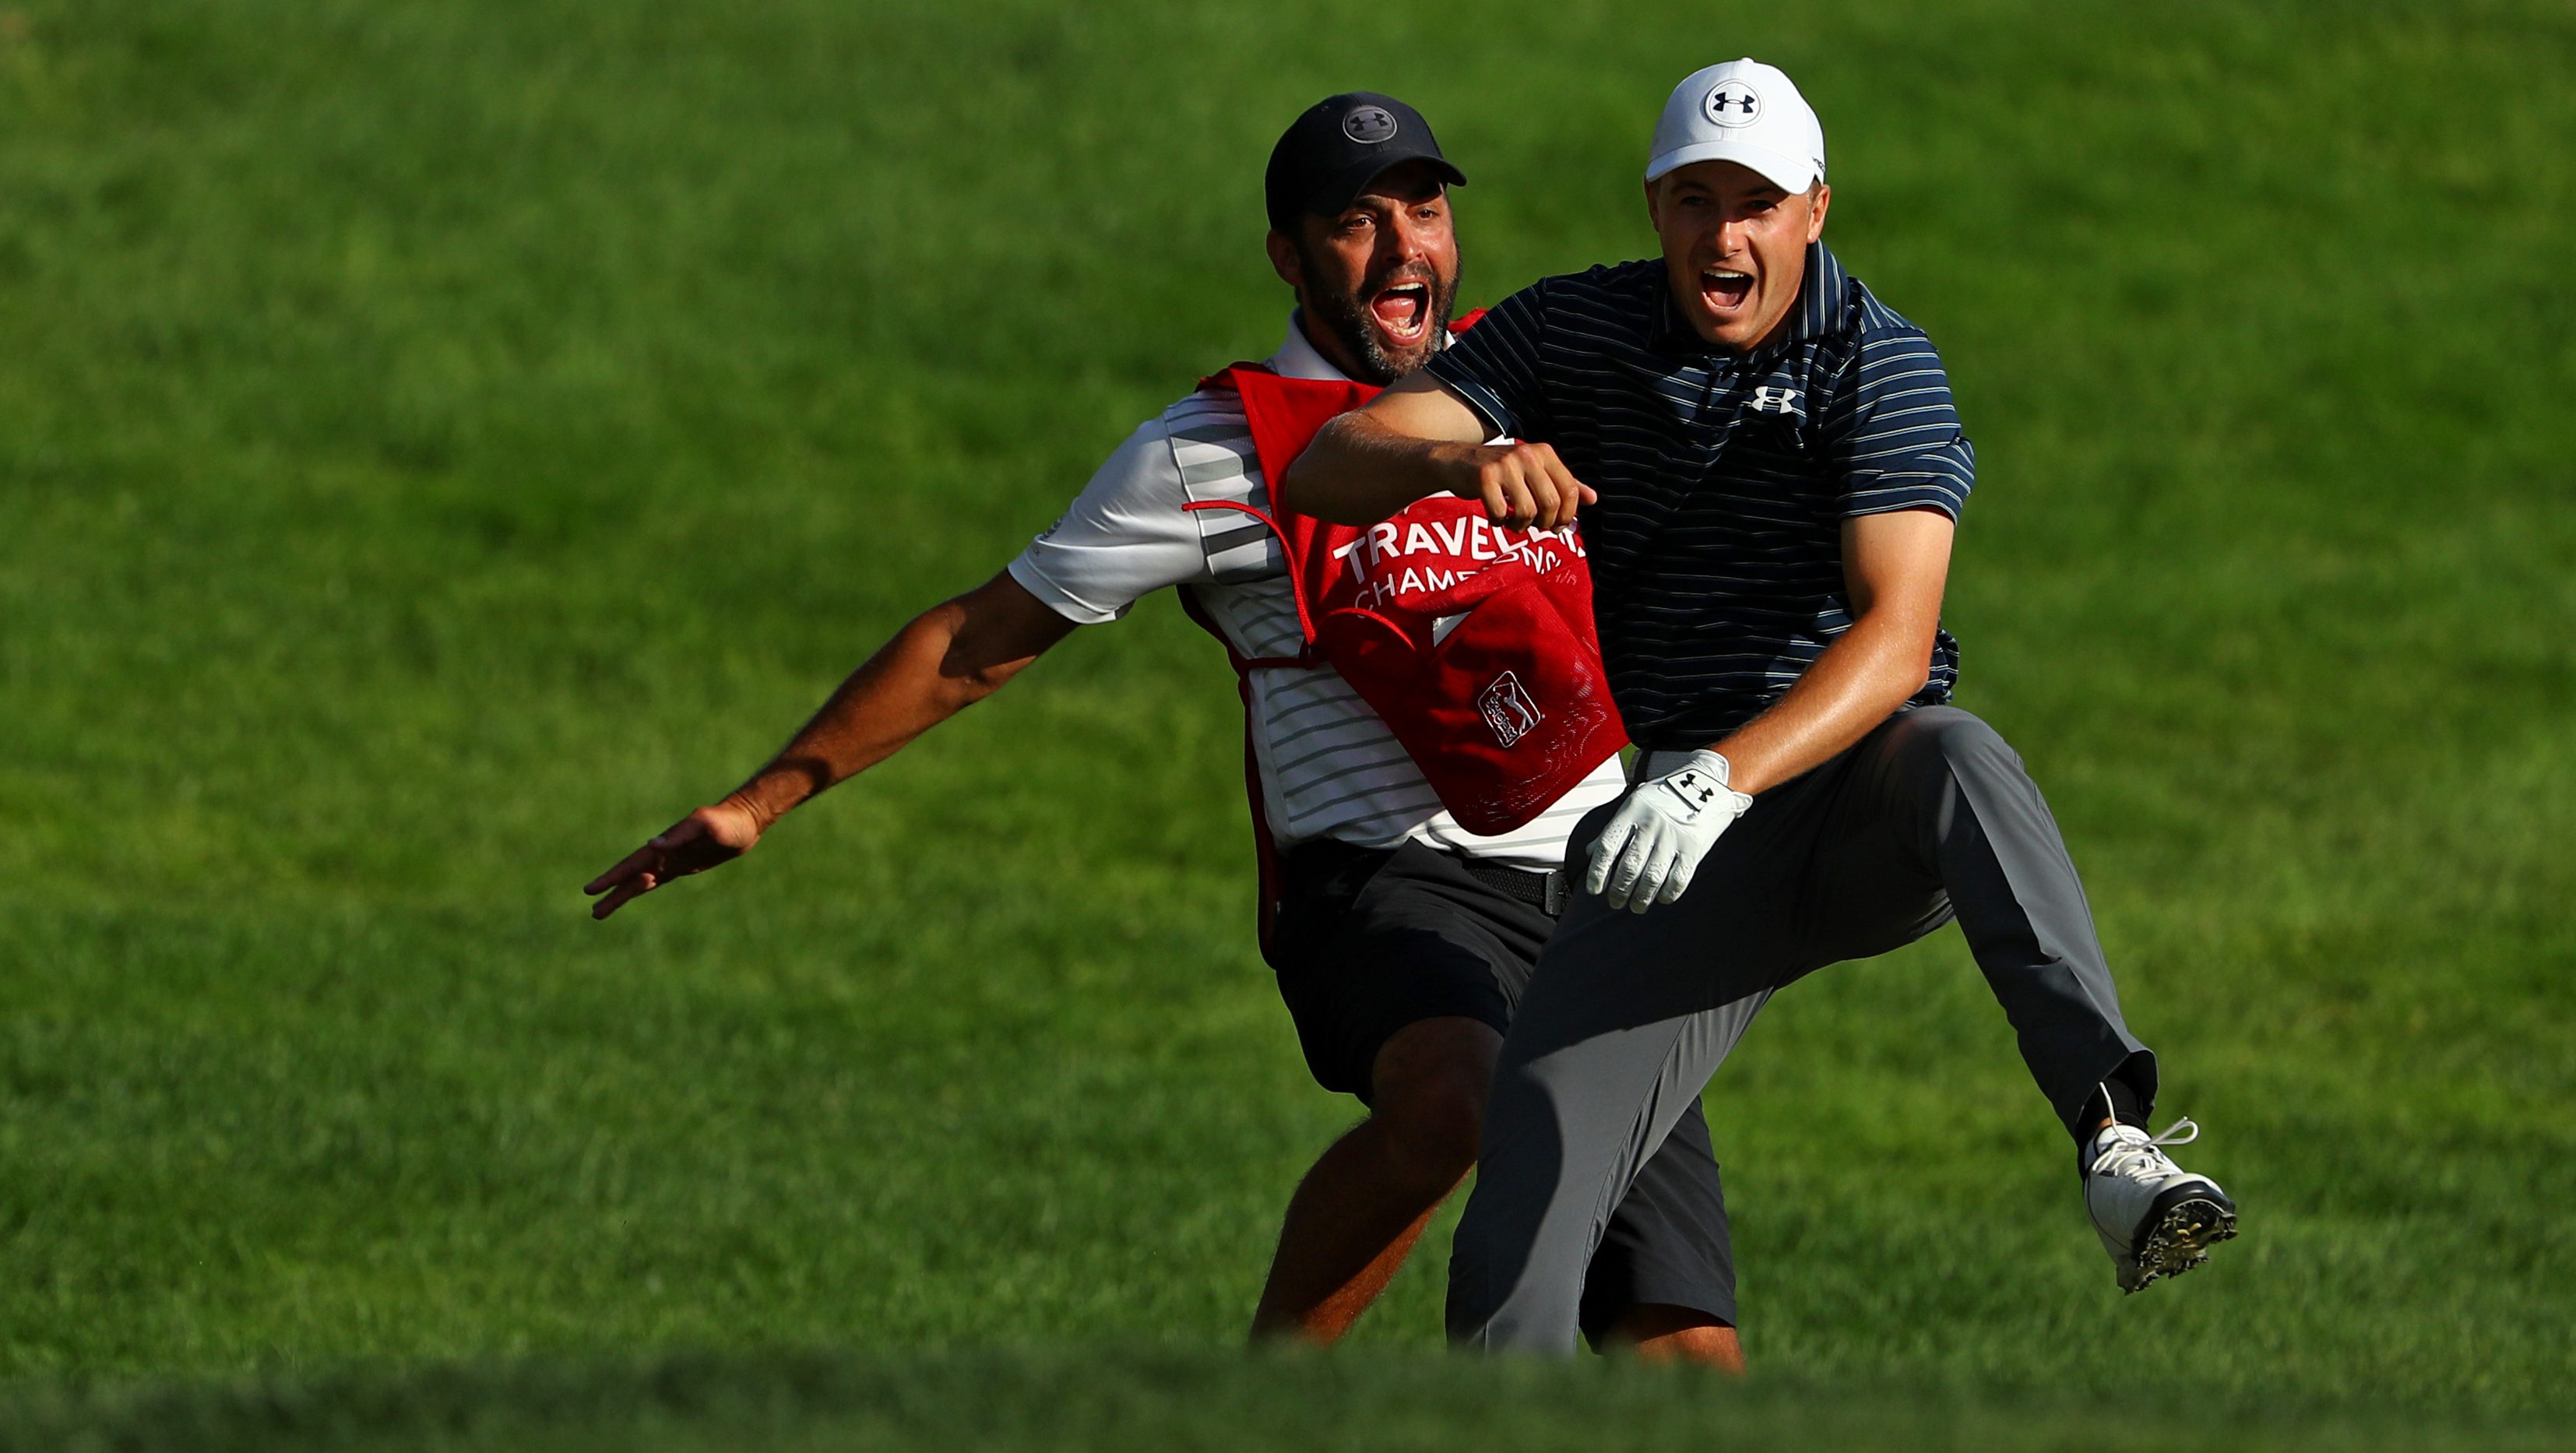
[1585,750,1753,914]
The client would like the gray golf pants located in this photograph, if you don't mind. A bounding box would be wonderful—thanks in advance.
[1445,706,2155,1353]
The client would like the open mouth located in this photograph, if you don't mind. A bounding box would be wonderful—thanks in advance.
[1369,282,1432,347]
[1701,268,1754,313]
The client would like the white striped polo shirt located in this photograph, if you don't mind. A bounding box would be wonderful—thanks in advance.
[1008,316,1627,868]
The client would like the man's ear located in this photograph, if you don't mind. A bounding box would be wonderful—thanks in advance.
[1642,176,1664,230]
[1805,182,1832,243]
[1266,230,1303,292]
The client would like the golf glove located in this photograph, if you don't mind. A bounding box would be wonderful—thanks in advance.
[1585,749,1753,913]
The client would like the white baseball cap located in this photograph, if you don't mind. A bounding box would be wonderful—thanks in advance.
[1644,59,1825,193]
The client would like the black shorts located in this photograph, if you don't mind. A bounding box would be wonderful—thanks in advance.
[1264,837,1739,1336]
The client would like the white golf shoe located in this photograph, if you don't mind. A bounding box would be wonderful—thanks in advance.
[2084,1118,2237,1293]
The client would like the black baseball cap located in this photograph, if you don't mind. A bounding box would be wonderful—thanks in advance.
[1265,92,1466,234]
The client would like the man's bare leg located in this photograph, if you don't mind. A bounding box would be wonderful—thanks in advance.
[1599,1303,1744,1371]
[1249,1016,1491,1343]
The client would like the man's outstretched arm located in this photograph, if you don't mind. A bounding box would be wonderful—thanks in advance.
[583,570,1078,919]
[1282,374,1596,530]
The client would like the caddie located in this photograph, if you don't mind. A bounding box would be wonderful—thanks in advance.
[585,93,1743,1365]
[1286,59,2240,1353]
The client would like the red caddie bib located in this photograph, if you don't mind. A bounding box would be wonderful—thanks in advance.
[1184,323,1627,841]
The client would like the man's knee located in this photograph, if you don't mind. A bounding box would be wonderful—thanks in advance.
[1367,1016,1501,1184]
[1886,705,2023,790]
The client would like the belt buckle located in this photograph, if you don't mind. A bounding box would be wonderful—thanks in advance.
[1542,868,1568,917]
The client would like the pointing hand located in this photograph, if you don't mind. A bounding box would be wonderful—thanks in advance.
[1455,441,1598,531]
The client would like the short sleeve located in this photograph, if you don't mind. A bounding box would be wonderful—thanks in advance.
[1007,416,1210,624]
[1821,328,1976,522]
[1424,280,1554,441]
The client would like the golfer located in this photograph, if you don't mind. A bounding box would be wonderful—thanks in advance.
[586,93,1741,1365]
[1286,59,2237,1353]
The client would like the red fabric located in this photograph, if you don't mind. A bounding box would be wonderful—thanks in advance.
[1183,319,1627,839]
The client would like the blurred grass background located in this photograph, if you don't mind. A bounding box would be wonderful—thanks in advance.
[1,0,2571,1441]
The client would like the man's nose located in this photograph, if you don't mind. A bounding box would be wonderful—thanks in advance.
[1383,214,1433,266]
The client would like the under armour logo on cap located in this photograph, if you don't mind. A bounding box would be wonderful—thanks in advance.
[1703,82,1761,126]
[1342,104,1399,144]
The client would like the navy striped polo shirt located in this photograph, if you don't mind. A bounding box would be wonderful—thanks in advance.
[1424,242,1975,750]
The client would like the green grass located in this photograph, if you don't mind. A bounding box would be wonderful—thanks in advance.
[2,0,2573,1442]
[9,1349,2575,1453]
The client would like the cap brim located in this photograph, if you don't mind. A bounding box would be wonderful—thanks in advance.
[1643,139,1816,193]
[1300,153,1467,218]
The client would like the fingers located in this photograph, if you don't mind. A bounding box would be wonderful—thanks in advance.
[1607,820,1663,911]
[584,816,714,920]
[1531,449,1589,531]
[1585,817,1635,898]
[1641,805,1738,911]
[1476,444,1593,531]
[1482,473,1536,529]
[1621,829,1671,915]
[585,843,663,919]
[589,874,656,920]
[1656,850,1696,906]
[653,816,709,852]
[1657,809,1738,906]
[584,841,663,896]
[1485,458,1563,529]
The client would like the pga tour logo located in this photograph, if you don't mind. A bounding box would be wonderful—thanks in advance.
[1478,672,1544,748]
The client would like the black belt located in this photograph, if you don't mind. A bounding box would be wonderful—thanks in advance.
[1454,855,1571,917]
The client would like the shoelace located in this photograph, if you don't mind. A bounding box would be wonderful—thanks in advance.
[2090,1117,2200,1180]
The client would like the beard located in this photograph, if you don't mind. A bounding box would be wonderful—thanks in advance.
[1297,248,1462,386]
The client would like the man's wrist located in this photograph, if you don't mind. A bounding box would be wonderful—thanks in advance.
[1639,746,1737,788]
[1696,741,1767,797]
[727,771,811,834]
[1430,440,1493,499]
[1684,748,1733,789]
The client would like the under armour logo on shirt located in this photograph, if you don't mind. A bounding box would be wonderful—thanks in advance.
[1749,386,1802,415]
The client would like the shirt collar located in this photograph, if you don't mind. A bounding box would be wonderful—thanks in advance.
[1268,311,1353,382]
[1267,309,1452,383]
[1648,241,1849,361]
